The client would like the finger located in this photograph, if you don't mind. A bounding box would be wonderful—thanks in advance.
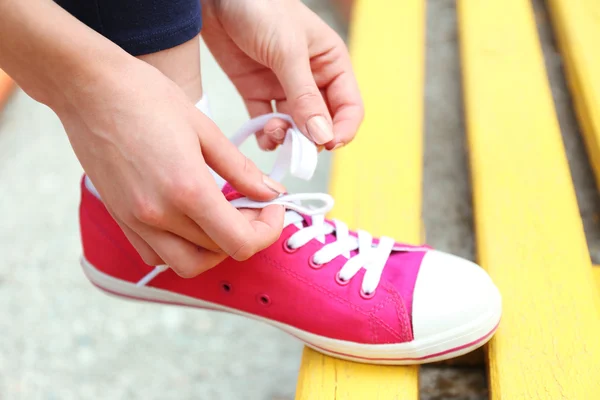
[307,37,363,150]
[269,100,331,150]
[141,227,227,278]
[177,171,285,260]
[115,219,164,266]
[244,99,283,151]
[323,69,364,150]
[141,204,271,278]
[272,92,332,147]
[185,111,287,260]
[271,45,334,145]
[194,111,287,198]
[245,98,273,118]
[226,204,285,260]
[256,133,280,151]
[163,214,221,252]
[274,89,331,116]
[263,117,290,146]
[130,200,223,252]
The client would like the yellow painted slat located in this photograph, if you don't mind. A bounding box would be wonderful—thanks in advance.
[458,0,600,398]
[294,0,425,398]
[546,0,600,191]
[594,267,600,294]
[295,349,418,400]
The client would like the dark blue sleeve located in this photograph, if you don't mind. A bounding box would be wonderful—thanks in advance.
[55,0,202,56]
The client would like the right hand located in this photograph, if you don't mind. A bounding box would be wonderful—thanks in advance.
[57,59,286,277]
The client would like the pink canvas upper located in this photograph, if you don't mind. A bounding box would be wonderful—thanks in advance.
[80,178,429,345]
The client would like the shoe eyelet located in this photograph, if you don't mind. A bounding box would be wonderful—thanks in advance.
[220,281,232,293]
[308,256,324,269]
[283,240,298,254]
[257,294,271,306]
[335,272,350,286]
[360,288,376,300]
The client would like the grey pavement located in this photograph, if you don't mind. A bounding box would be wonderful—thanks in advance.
[0,0,594,399]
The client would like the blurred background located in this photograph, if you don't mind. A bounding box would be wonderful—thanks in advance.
[1,0,598,399]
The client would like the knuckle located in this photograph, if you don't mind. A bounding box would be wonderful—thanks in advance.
[294,86,322,105]
[169,178,202,209]
[357,104,365,123]
[335,37,349,54]
[328,36,350,62]
[131,197,164,226]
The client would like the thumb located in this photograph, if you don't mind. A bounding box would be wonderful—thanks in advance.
[273,49,334,145]
[195,111,287,200]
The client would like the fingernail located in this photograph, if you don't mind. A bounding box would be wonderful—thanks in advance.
[332,143,345,151]
[263,175,286,194]
[306,116,334,144]
[269,128,286,142]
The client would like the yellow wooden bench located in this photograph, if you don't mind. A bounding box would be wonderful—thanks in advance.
[547,0,600,191]
[459,0,600,397]
[294,0,600,398]
[295,0,425,398]
[547,0,600,383]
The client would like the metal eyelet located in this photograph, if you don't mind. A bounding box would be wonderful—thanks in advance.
[220,281,232,293]
[283,240,298,254]
[257,294,272,306]
[335,272,350,286]
[360,288,376,300]
[308,256,324,269]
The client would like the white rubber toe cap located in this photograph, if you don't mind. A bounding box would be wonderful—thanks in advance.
[411,250,502,340]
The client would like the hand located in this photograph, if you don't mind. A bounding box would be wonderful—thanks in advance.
[201,0,364,151]
[58,58,286,277]
[0,0,286,277]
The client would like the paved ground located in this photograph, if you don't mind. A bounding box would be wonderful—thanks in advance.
[0,0,595,399]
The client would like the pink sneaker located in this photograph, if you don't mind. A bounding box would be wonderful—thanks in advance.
[79,113,501,365]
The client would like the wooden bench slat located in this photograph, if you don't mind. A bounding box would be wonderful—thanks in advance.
[295,351,418,400]
[294,0,425,398]
[458,0,600,398]
[546,0,600,190]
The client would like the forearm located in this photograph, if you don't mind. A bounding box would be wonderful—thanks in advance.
[0,0,132,110]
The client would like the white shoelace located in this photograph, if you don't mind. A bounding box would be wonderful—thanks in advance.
[138,113,427,295]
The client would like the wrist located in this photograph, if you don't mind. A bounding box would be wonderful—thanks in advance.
[0,0,137,113]
[43,43,136,114]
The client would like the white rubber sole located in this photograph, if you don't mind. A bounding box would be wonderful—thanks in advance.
[81,256,501,365]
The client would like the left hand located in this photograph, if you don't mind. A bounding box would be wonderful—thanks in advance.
[201,0,364,151]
